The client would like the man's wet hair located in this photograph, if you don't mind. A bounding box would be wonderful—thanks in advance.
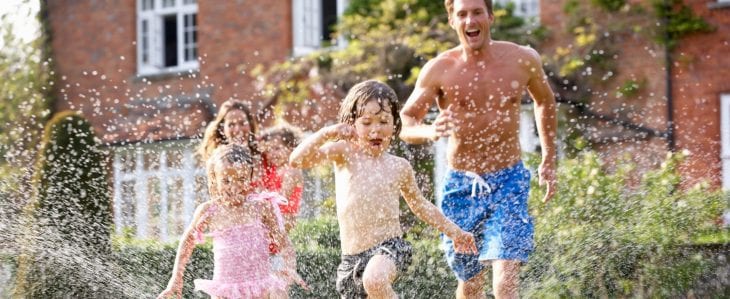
[444,0,493,16]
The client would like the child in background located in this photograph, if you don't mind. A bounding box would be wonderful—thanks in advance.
[259,124,305,233]
[289,80,477,298]
[158,144,301,299]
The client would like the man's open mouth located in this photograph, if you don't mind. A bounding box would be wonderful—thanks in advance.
[466,28,480,38]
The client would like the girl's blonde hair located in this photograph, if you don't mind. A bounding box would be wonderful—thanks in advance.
[206,143,258,199]
[199,100,259,161]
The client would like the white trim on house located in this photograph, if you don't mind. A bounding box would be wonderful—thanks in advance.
[721,93,730,189]
[495,0,540,19]
[136,0,198,76]
[292,0,349,56]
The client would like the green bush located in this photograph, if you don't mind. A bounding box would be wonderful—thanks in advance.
[14,111,113,298]
[522,151,726,297]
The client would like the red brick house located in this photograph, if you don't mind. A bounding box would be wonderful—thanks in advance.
[43,0,727,241]
[43,0,349,241]
[539,0,730,189]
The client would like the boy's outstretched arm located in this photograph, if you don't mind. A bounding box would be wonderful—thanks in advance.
[397,160,477,254]
[157,202,211,299]
[288,123,353,169]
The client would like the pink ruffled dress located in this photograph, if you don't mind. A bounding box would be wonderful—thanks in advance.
[194,192,287,298]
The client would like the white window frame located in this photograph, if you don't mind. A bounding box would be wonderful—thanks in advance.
[721,94,730,189]
[292,0,349,56]
[137,0,199,76]
[494,0,540,20]
[112,140,207,241]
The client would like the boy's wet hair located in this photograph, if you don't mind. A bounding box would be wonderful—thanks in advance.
[337,80,402,136]
[259,123,303,149]
[444,0,493,16]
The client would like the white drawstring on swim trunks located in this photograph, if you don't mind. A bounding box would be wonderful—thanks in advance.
[464,171,492,197]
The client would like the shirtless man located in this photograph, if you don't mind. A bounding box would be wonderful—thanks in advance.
[399,0,557,298]
[290,80,477,298]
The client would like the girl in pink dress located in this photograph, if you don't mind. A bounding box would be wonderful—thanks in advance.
[158,144,302,299]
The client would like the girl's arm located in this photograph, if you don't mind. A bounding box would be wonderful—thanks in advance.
[157,202,211,299]
[280,167,303,200]
[288,123,353,169]
[258,200,307,288]
[397,160,477,254]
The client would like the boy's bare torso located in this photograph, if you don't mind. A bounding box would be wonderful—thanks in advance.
[434,42,537,173]
[334,151,405,255]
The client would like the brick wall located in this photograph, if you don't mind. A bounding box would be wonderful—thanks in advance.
[672,1,730,188]
[539,0,728,187]
[46,0,294,144]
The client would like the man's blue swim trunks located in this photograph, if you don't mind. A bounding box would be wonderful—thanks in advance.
[439,161,533,281]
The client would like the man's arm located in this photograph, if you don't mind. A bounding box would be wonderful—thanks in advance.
[525,48,557,203]
[400,59,449,144]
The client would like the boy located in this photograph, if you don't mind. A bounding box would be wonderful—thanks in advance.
[290,80,476,298]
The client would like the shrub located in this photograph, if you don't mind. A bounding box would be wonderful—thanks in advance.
[14,111,112,297]
[522,151,726,297]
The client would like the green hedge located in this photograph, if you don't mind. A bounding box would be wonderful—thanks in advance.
[8,151,727,297]
[522,151,727,297]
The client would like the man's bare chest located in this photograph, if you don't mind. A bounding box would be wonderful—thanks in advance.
[438,64,529,109]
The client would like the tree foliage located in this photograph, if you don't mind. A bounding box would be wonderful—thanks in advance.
[0,0,52,219]
[255,0,545,107]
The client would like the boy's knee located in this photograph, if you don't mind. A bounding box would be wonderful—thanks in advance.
[362,274,391,294]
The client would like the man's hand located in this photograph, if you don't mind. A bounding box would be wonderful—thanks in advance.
[432,104,455,141]
[538,160,557,203]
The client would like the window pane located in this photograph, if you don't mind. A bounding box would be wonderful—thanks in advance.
[163,0,175,8]
[184,13,197,62]
[163,14,178,67]
[321,0,337,44]
[184,0,196,4]
[141,20,149,63]
[142,0,154,11]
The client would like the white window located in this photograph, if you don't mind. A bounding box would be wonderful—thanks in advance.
[112,140,207,242]
[292,0,349,56]
[137,0,199,76]
[494,0,540,19]
[721,94,730,189]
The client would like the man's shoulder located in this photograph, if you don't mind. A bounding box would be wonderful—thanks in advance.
[428,48,460,67]
[494,41,540,60]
